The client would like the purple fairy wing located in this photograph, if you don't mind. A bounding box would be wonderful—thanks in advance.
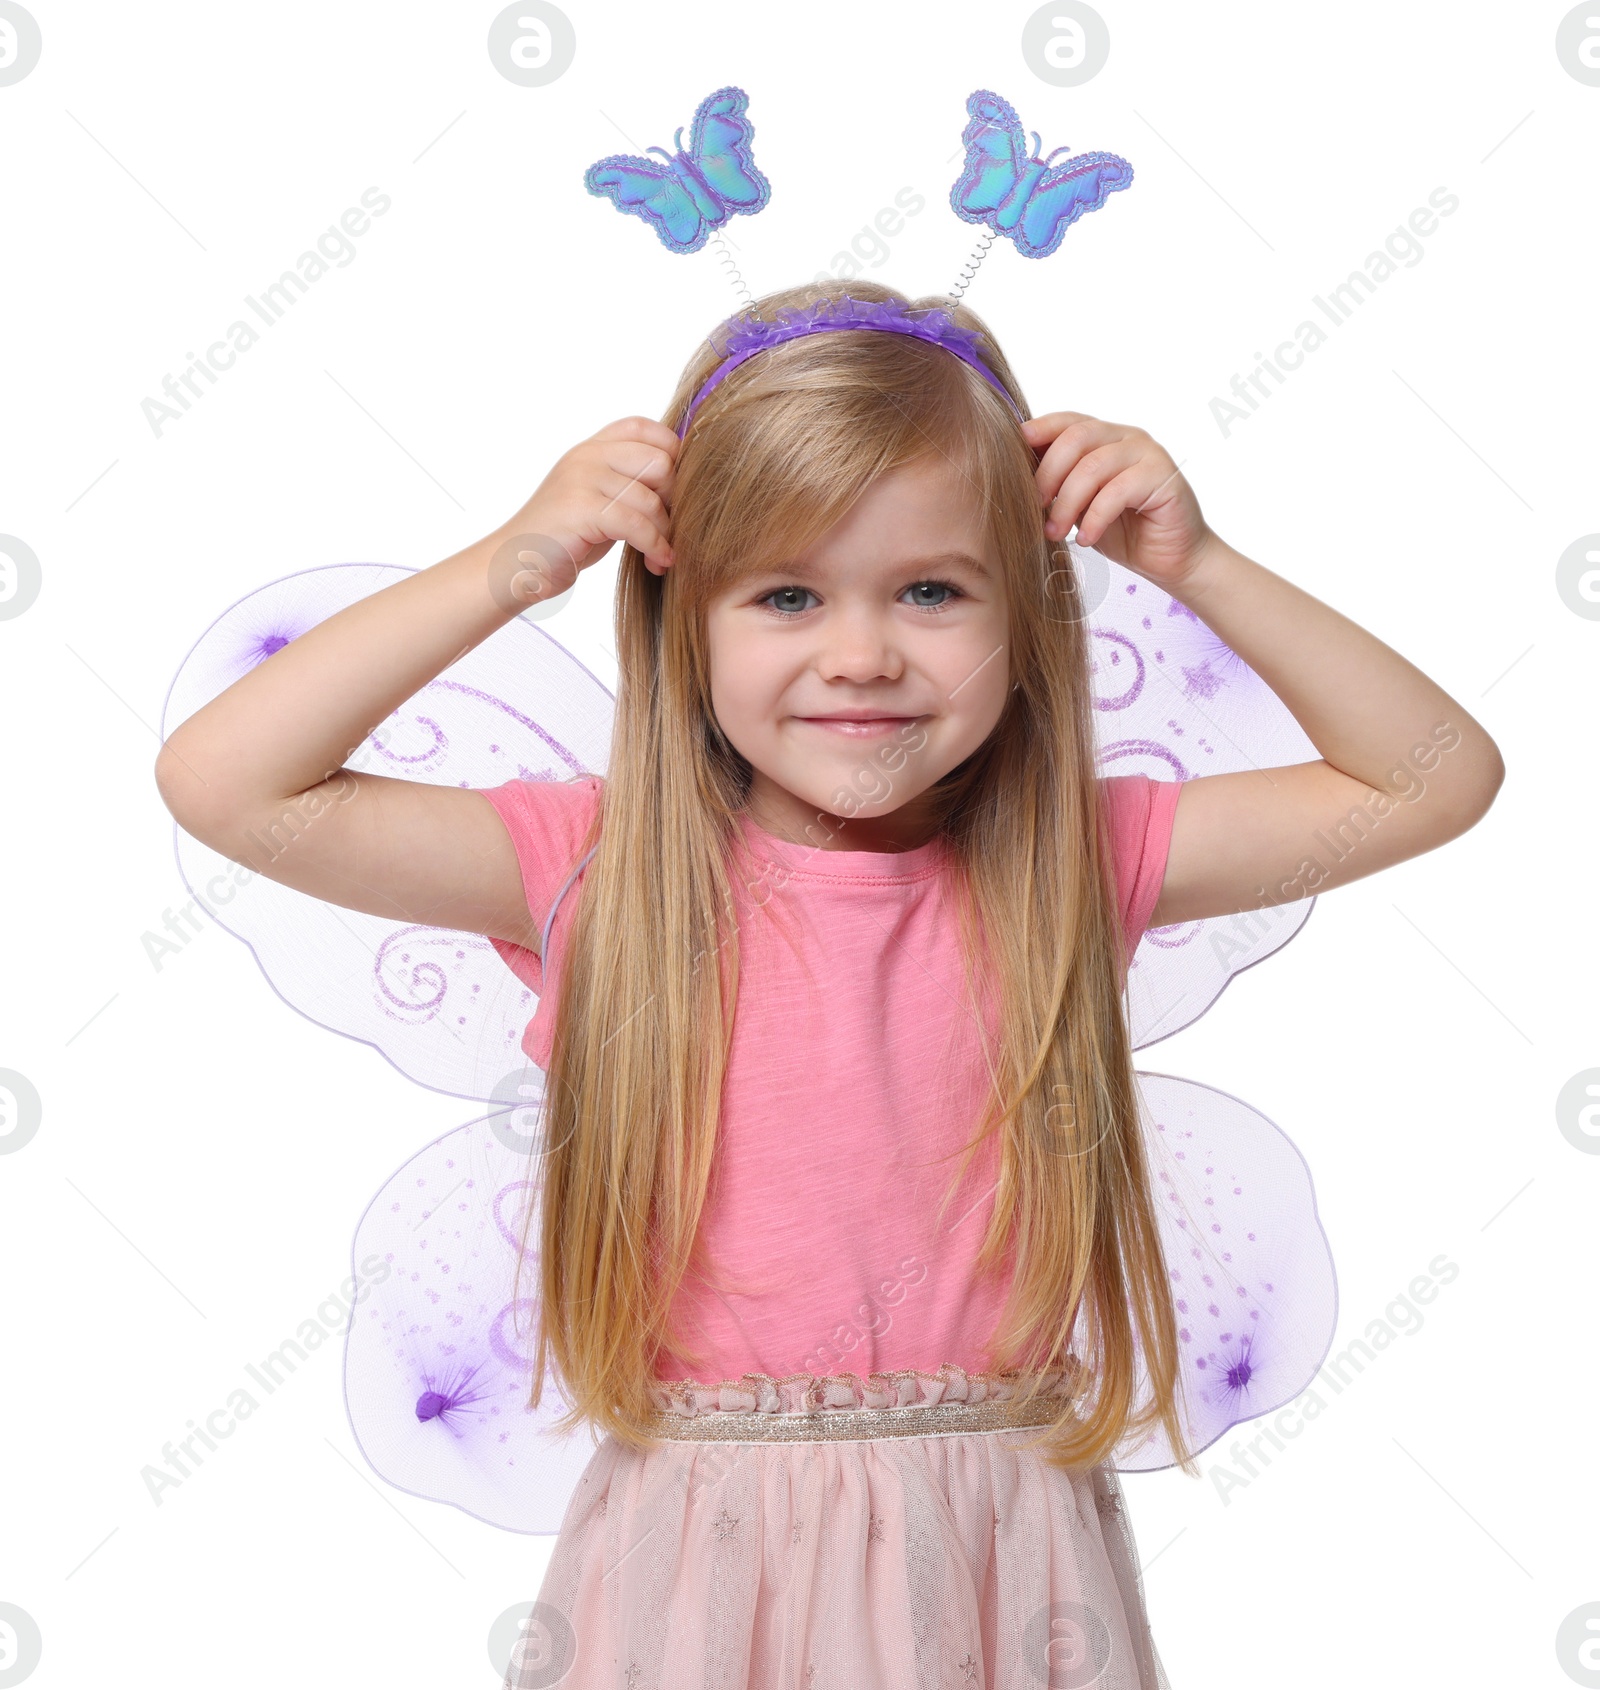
[1081,542,1321,1050]
[158,562,614,1103]
[165,554,1333,1527]
[344,1105,601,1534]
[1112,1074,1338,1472]
[1079,545,1338,1472]
[160,562,620,1537]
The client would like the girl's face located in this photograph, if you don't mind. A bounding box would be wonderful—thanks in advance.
[704,454,1011,851]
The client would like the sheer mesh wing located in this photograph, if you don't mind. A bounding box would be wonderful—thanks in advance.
[344,1102,603,1534]
[1112,1074,1338,1473]
[160,563,615,1535]
[1081,542,1321,1048]
[1076,545,1337,1472]
[166,555,1335,1529]
[159,563,614,1102]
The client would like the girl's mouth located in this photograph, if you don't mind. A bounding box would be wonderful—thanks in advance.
[794,716,927,739]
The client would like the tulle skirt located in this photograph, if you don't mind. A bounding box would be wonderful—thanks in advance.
[502,1370,1172,1690]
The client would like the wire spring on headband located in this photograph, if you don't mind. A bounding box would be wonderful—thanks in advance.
[711,229,754,310]
[949,228,996,304]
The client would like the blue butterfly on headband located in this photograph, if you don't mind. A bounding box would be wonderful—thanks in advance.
[951,89,1133,260]
[585,84,772,255]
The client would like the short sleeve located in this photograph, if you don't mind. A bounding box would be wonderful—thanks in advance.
[471,774,603,995]
[1100,774,1183,967]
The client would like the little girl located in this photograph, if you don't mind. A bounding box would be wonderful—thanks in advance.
[155,276,1504,1689]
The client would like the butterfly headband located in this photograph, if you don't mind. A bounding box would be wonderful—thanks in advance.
[584,86,1134,439]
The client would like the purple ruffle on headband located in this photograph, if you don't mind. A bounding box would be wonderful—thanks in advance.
[676,293,1025,438]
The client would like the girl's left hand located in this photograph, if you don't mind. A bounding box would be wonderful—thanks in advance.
[1022,412,1216,590]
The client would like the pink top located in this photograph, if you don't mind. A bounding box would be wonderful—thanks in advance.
[475,774,1182,1388]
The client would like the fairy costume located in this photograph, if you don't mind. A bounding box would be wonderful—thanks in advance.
[158,86,1338,1689]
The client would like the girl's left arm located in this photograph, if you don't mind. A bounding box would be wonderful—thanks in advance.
[1024,411,1506,929]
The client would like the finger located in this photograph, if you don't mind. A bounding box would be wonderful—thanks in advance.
[599,501,673,569]
[603,437,677,497]
[1080,460,1184,543]
[599,469,671,532]
[1075,465,1150,547]
[1045,439,1145,537]
[596,414,682,460]
[599,476,674,568]
[1021,412,1093,465]
[1020,410,1093,441]
[1049,440,1145,536]
[1034,419,1128,507]
[1022,411,1112,463]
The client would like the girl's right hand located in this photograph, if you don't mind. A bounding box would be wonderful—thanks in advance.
[497,416,678,600]
[155,412,679,968]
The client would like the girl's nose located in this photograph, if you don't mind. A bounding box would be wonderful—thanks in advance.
[816,615,904,683]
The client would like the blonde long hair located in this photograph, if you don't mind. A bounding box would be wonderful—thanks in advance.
[518,276,1197,1478]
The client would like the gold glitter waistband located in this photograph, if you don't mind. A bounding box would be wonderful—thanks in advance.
[641,1393,1069,1444]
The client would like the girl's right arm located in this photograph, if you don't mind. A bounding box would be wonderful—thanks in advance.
[153,417,677,952]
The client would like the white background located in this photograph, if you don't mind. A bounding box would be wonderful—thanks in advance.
[2,1,1596,1685]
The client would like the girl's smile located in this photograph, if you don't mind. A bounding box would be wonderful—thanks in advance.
[793,713,929,737]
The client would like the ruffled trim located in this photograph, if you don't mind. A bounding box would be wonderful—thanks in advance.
[646,1359,1085,1419]
[710,294,989,364]
[677,293,1022,438]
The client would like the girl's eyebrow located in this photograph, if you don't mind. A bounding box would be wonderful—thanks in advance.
[755,549,994,584]
[906,550,993,582]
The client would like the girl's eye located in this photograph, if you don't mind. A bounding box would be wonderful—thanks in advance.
[754,578,967,619]
[757,586,816,617]
[903,578,964,612]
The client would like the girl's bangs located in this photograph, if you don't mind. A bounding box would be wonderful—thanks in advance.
[681,409,989,598]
